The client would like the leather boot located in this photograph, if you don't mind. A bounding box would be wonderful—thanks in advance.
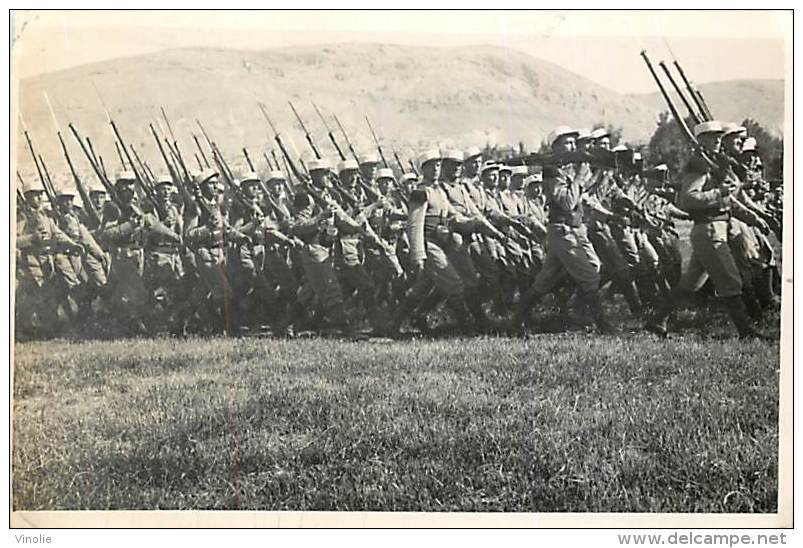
[616,274,643,318]
[445,294,475,335]
[583,289,616,334]
[513,285,541,337]
[723,295,774,341]
[410,288,447,334]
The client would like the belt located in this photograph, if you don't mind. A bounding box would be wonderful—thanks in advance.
[149,245,180,254]
[689,212,730,224]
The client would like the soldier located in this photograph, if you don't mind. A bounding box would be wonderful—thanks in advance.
[384,150,483,336]
[16,179,82,337]
[285,184,358,338]
[514,126,614,335]
[358,153,381,187]
[581,141,644,317]
[144,177,186,331]
[646,121,772,339]
[183,168,248,335]
[367,167,407,308]
[99,171,181,335]
[53,183,109,325]
[333,159,382,332]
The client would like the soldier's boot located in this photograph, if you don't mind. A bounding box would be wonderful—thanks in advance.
[329,302,366,340]
[615,275,643,318]
[644,288,682,338]
[465,289,492,333]
[410,288,447,334]
[382,293,422,338]
[583,289,617,335]
[513,286,542,337]
[274,299,304,339]
[722,295,774,341]
[740,276,763,322]
[634,270,659,309]
[445,294,475,336]
[754,267,781,309]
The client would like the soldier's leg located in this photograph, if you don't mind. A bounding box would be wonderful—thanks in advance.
[514,239,566,331]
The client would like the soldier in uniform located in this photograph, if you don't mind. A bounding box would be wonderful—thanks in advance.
[646,121,772,339]
[514,126,614,335]
[384,150,485,336]
[184,168,249,335]
[285,177,358,338]
[53,184,109,325]
[16,180,82,337]
[358,153,381,188]
[145,177,186,331]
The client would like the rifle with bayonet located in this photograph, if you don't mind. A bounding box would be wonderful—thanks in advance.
[19,114,60,216]
[44,92,101,226]
[313,102,347,161]
[365,115,390,168]
[289,101,322,160]
[91,82,165,218]
[258,102,308,184]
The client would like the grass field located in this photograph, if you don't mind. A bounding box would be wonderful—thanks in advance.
[12,322,780,513]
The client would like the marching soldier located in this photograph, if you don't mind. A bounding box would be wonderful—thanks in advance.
[16,179,82,337]
[646,121,771,339]
[184,168,249,335]
[514,126,614,335]
[53,183,110,325]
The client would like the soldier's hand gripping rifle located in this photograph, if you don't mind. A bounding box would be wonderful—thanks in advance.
[44,92,101,226]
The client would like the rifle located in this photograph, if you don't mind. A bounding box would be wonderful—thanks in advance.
[258,102,308,183]
[243,147,256,172]
[665,44,713,121]
[658,61,702,125]
[408,159,420,177]
[37,154,66,221]
[334,114,360,163]
[193,134,211,168]
[67,122,120,205]
[150,123,181,185]
[313,102,346,161]
[114,141,128,170]
[365,115,390,168]
[640,50,699,149]
[196,120,262,217]
[16,172,30,212]
[289,101,322,159]
[88,80,161,215]
[392,149,406,174]
[44,91,100,226]
[19,114,59,213]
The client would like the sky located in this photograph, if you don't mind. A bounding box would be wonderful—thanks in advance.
[11,10,789,94]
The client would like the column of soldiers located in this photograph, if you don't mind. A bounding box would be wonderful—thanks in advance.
[15,121,782,341]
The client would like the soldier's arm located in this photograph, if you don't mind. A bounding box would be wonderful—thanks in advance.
[544,168,581,212]
[78,224,107,259]
[678,171,729,212]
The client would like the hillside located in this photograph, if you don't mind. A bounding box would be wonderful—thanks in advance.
[632,78,784,136]
[14,43,784,182]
